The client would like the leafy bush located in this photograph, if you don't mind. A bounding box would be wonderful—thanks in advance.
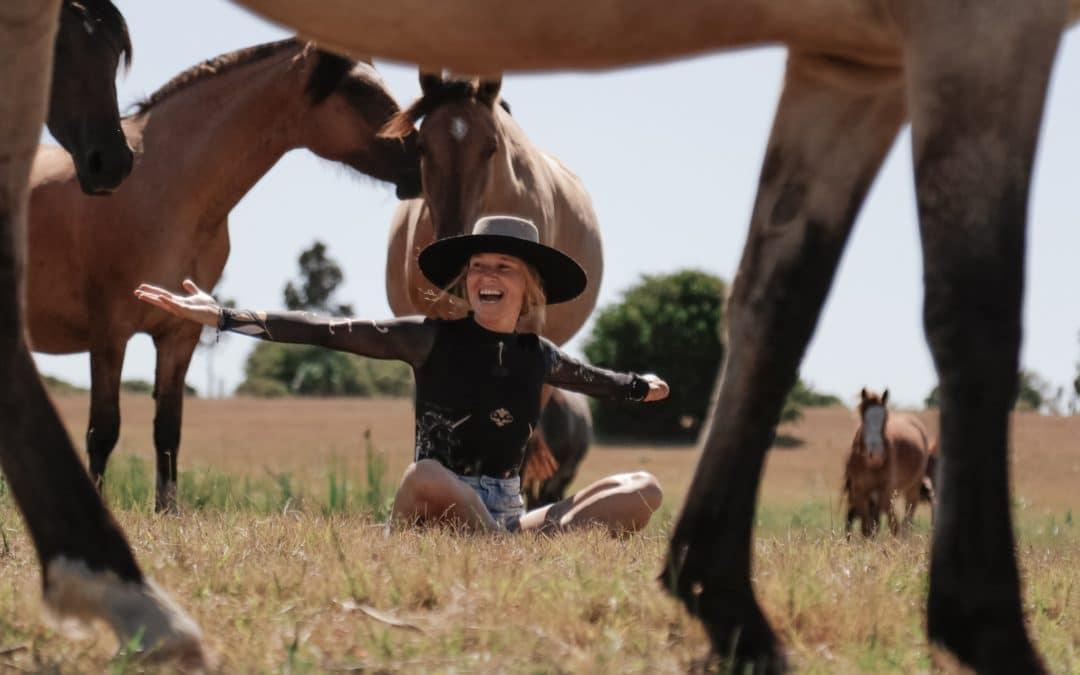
[238,342,412,398]
[926,368,1061,413]
[120,379,198,397]
[41,375,87,395]
[584,270,727,439]
[781,379,843,422]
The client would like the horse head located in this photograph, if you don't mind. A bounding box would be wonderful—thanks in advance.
[379,70,506,240]
[302,48,421,200]
[857,387,890,468]
[48,0,134,195]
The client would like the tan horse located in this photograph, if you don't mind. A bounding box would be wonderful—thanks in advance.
[1,0,203,663]
[231,2,1079,670]
[27,38,420,513]
[380,72,601,345]
[843,388,934,537]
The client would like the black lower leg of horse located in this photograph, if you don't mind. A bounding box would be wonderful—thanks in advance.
[662,54,905,672]
[152,331,199,513]
[87,343,125,490]
[153,394,182,513]
[904,3,1063,671]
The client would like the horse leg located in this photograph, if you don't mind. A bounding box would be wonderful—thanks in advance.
[152,326,200,514]
[86,339,126,490]
[902,2,1064,671]
[0,2,202,661]
[885,491,900,536]
[661,53,905,671]
[902,487,919,533]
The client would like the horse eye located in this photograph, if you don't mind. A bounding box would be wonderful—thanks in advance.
[483,141,497,158]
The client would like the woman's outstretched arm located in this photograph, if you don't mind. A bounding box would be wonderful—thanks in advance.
[540,338,669,402]
[135,280,435,367]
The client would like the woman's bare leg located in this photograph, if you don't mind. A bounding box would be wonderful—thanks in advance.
[518,471,662,535]
[389,459,498,531]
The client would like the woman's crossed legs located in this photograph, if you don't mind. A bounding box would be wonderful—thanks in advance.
[390,459,663,534]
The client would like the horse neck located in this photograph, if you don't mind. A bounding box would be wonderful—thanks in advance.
[125,47,312,231]
[481,108,555,222]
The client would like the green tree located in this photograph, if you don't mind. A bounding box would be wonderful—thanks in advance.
[584,270,725,439]
[237,241,412,397]
[780,379,843,422]
[925,385,940,410]
[583,270,841,439]
[283,241,354,316]
[238,343,412,398]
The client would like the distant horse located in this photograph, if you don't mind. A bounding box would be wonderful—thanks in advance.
[27,39,421,513]
[47,0,134,195]
[522,389,593,509]
[843,388,934,537]
[380,72,601,345]
[1,0,203,662]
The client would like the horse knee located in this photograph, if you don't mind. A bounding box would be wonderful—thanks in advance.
[86,412,120,476]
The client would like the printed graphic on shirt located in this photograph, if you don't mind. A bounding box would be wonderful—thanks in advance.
[489,408,514,427]
[415,410,470,464]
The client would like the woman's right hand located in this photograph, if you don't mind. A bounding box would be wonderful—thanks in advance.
[134,279,221,328]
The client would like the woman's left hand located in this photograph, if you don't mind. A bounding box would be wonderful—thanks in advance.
[642,374,670,402]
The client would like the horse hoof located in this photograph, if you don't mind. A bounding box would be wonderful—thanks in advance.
[927,593,1045,674]
[659,565,787,673]
[44,559,207,671]
[155,481,179,514]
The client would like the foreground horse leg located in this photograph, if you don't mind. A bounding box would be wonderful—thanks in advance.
[87,339,127,489]
[0,2,203,663]
[151,327,200,514]
[903,2,1063,671]
[661,54,905,670]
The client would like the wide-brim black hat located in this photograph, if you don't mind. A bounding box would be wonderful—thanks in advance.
[418,216,587,305]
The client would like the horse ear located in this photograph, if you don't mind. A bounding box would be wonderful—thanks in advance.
[882,389,889,406]
[476,76,503,106]
[860,387,868,401]
[419,70,443,96]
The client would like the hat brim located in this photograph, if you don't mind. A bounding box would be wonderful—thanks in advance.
[418,234,587,305]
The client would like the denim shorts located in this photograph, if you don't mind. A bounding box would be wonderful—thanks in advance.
[456,474,525,531]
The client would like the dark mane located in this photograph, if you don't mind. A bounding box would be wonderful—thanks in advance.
[380,79,498,139]
[132,39,354,116]
[67,0,133,69]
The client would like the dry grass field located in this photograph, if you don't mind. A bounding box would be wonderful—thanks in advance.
[0,394,1076,673]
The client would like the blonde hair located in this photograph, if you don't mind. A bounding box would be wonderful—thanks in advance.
[432,256,547,323]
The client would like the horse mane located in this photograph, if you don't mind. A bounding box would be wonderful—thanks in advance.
[68,0,133,69]
[380,80,509,140]
[132,39,354,115]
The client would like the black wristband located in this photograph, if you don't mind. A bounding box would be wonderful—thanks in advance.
[217,306,232,331]
[628,374,650,402]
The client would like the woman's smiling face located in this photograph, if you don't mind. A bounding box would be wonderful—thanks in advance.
[465,252,527,328]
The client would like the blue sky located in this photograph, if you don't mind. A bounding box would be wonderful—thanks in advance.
[35,1,1080,409]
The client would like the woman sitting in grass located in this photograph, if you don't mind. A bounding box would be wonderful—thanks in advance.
[136,216,667,534]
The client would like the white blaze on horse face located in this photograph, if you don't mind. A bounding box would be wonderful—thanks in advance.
[862,405,886,460]
[450,116,468,141]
